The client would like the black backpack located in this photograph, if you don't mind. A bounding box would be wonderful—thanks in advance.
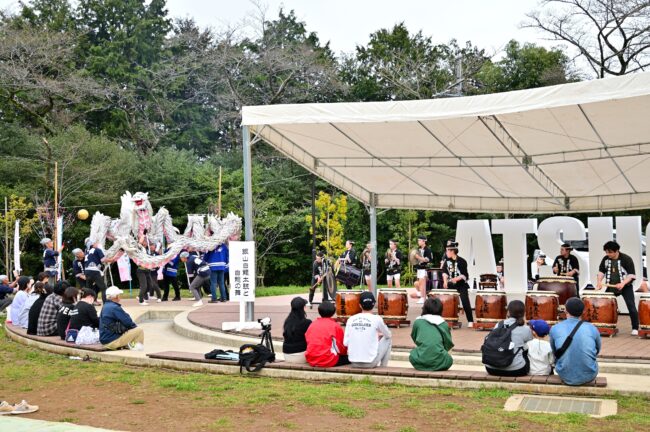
[238,344,276,373]
[481,321,521,368]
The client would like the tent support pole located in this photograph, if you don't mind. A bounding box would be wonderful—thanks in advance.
[242,125,254,321]
[369,193,377,297]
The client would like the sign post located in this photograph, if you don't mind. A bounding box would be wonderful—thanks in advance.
[222,241,261,331]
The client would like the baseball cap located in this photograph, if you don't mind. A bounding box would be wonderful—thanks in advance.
[106,286,124,298]
[529,319,551,337]
[360,291,376,310]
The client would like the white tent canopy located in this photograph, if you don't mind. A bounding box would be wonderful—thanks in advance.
[242,72,650,214]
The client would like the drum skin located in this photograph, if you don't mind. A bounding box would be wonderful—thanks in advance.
[336,291,362,318]
[526,292,559,324]
[475,290,507,322]
[428,289,460,321]
[581,293,618,327]
[639,294,650,330]
[378,289,408,320]
[537,276,577,305]
[479,273,498,290]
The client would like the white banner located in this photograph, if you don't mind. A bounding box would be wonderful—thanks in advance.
[229,241,255,301]
[13,220,21,275]
[56,216,63,277]
[117,253,132,282]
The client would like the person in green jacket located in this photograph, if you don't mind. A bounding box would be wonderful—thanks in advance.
[409,297,454,371]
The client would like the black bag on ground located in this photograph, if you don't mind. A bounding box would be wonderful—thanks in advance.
[238,343,276,373]
[480,321,521,368]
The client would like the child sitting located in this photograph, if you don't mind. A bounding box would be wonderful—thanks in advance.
[527,319,554,375]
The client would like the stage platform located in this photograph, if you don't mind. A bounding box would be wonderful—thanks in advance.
[187,290,650,361]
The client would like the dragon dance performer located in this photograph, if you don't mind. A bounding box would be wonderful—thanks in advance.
[385,239,403,288]
[71,248,86,288]
[161,249,181,301]
[180,251,211,307]
[442,240,474,328]
[41,237,64,286]
[84,241,107,305]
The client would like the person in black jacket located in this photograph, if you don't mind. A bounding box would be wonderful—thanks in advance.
[69,288,100,330]
[282,297,312,364]
[56,287,80,339]
[27,282,48,335]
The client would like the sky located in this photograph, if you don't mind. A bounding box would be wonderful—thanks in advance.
[0,0,565,58]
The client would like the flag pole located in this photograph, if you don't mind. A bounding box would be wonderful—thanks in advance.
[217,166,222,218]
[4,197,8,281]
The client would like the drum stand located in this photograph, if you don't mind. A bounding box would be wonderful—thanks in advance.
[639,328,650,338]
[382,317,411,329]
[593,325,618,337]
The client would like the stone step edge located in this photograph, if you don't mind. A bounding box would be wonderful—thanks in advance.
[173,311,650,375]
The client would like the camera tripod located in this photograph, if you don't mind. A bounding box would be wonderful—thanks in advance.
[260,325,274,353]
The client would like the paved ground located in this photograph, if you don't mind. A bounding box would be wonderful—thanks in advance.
[0,417,122,431]
[186,289,650,360]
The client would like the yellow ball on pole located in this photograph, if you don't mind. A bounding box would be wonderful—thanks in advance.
[77,209,89,220]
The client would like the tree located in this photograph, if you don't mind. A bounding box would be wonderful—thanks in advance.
[0,195,40,276]
[308,191,348,258]
[474,40,572,93]
[524,0,650,77]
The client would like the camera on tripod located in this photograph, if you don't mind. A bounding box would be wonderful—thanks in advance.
[258,317,271,330]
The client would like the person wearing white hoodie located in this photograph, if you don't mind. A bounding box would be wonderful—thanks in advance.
[409,297,454,371]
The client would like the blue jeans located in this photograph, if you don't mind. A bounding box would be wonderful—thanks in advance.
[210,270,226,300]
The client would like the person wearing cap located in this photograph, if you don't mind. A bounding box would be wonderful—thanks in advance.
[409,297,454,371]
[385,239,403,288]
[414,236,433,303]
[552,243,580,286]
[71,248,86,288]
[99,286,144,351]
[442,240,474,327]
[338,240,357,289]
[597,240,639,335]
[549,298,601,385]
[0,274,18,313]
[305,302,349,367]
[41,237,64,286]
[282,297,312,364]
[343,292,392,368]
[179,251,210,307]
[526,320,554,375]
[84,241,108,305]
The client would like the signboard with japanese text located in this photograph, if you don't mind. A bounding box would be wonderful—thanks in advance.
[229,241,256,301]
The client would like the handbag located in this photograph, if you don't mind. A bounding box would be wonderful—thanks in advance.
[76,326,100,345]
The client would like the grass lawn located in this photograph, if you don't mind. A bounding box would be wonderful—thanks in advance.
[2,327,650,431]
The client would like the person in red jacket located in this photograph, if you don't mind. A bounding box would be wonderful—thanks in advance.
[305,301,349,367]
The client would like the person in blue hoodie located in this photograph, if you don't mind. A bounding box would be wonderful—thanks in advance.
[205,244,229,303]
[180,251,210,307]
[161,250,181,301]
[99,286,144,350]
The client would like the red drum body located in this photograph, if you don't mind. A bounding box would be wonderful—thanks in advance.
[474,290,507,330]
[428,289,460,328]
[639,294,650,338]
[581,292,619,336]
[378,289,409,320]
[536,276,578,305]
[336,290,362,320]
[525,292,559,324]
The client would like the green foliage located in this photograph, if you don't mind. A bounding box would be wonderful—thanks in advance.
[308,191,348,257]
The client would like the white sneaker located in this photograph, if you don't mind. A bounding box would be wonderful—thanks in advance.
[632,329,639,336]
[416,299,424,304]
[149,295,157,300]
[307,301,312,307]
[128,342,144,351]
[156,299,162,303]
[468,322,474,328]
[192,300,204,307]
[139,301,149,306]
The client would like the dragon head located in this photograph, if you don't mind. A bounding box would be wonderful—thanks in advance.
[131,192,150,211]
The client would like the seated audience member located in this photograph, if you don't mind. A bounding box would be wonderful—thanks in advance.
[27,282,50,335]
[100,286,144,350]
[36,272,52,294]
[37,281,68,336]
[409,297,454,371]
[69,288,100,331]
[550,298,601,385]
[483,300,533,377]
[282,297,312,364]
[17,281,45,329]
[9,276,33,325]
[0,274,18,313]
[344,292,392,368]
[305,301,348,367]
[56,287,80,340]
[527,319,554,376]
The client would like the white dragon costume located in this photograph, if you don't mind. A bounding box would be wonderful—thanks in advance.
[88,191,242,269]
